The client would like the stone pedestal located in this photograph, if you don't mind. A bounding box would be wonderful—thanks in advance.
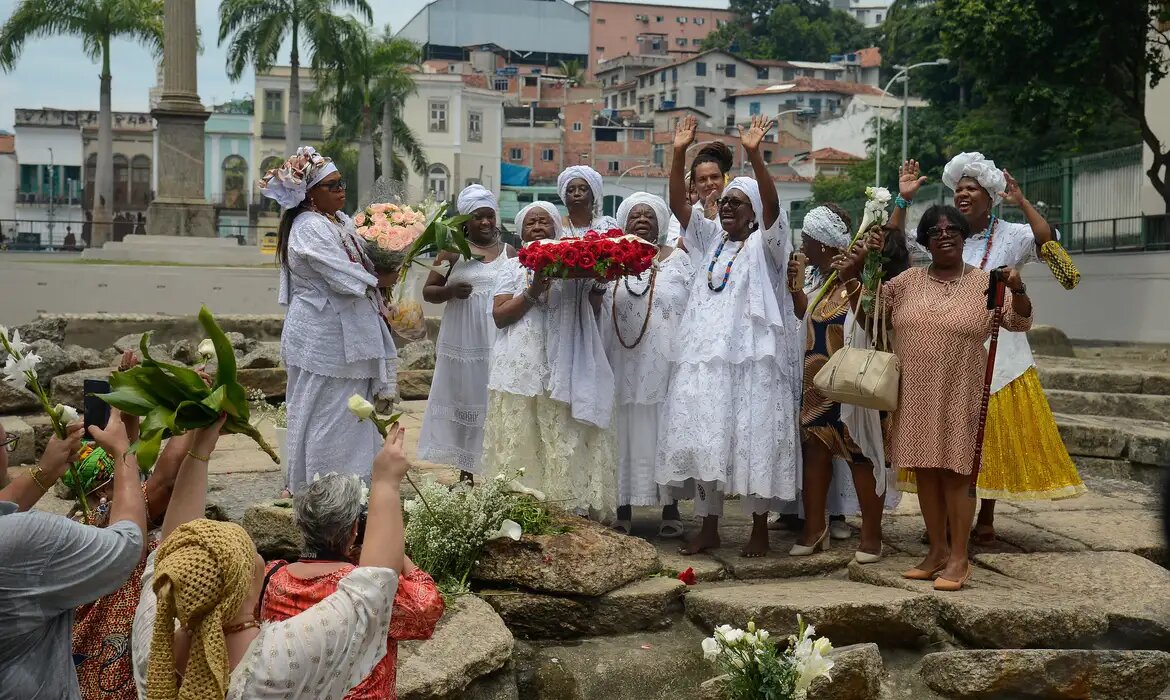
[81,234,271,265]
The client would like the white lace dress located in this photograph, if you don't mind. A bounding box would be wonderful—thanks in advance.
[132,551,398,700]
[480,257,618,517]
[416,252,511,473]
[603,248,694,506]
[279,211,398,493]
[655,213,803,509]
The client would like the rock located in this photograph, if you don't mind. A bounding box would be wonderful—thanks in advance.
[15,317,66,345]
[685,580,940,649]
[1037,365,1146,394]
[459,665,519,700]
[472,517,661,597]
[49,368,115,409]
[223,331,257,355]
[976,551,1170,648]
[21,413,55,455]
[170,339,197,365]
[1028,325,1075,358]
[399,340,437,371]
[113,332,172,362]
[398,370,434,400]
[810,643,886,700]
[63,345,105,371]
[0,382,41,414]
[654,543,726,583]
[238,343,282,370]
[237,368,288,401]
[396,595,514,700]
[698,675,726,700]
[1010,509,1165,562]
[27,339,71,383]
[240,500,302,561]
[482,576,685,640]
[204,503,230,521]
[99,347,120,365]
[0,416,35,466]
[920,649,1170,700]
[113,332,149,354]
[1046,389,1170,423]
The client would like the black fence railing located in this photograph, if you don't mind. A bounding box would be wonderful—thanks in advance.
[1062,214,1170,253]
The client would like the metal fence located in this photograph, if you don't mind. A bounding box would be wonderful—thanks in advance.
[0,218,271,251]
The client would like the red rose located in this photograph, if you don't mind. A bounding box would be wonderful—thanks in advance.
[579,252,598,270]
[678,567,697,586]
[561,246,582,267]
[604,228,623,238]
[584,230,602,241]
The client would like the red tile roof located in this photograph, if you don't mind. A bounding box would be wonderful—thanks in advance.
[807,147,864,161]
[853,47,882,69]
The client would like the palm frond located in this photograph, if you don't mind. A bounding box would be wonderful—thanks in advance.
[0,0,98,68]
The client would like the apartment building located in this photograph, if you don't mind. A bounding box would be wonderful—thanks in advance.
[576,0,734,77]
[729,78,884,123]
[252,67,328,188]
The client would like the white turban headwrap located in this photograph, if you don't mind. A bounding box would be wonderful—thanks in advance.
[515,201,564,245]
[258,146,338,210]
[557,166,604,211]
[942,151,1007,206]
[802,206,851,250]
[722,177,765,229]
[456,184,498,216]
[616,192,672,246]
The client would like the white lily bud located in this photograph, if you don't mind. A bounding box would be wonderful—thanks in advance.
[486,519,523,542]
[55,404,80,424]
[197,338,217,360]
[347,394,376,420]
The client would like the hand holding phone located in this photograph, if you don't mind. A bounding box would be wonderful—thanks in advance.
[787,252,807,293]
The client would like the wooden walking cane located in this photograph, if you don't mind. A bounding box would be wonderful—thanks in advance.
[970,268,1009,498]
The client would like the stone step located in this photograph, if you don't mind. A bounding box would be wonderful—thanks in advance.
[1055,413,1170,467]
[1037,364,1170,395]
[1047,389,1170,422]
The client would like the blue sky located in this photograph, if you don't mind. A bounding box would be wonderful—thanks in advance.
[0,0,430,130]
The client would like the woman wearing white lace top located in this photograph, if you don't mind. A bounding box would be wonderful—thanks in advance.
[558,166,621,235]
[603,192,695,538]
[417,185,513,481]
[657,115,803,558]
[129,411,410,699]
[260,147,398,497]
[480,201,618,518]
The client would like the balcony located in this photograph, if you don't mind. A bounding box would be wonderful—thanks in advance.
[262,121,285,139]
[15,191,82,207]
[262,121,323,140]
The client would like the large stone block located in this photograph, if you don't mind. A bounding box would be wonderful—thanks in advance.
[0,416,36,466]
[1046,389,1170,422]
[0,382,41,414]
[240,500,301,561]
[1028,325,1075,357]
[49,368,116,408]
[398,370,434,400]
[237,368,288,401]
[397,595,514,700]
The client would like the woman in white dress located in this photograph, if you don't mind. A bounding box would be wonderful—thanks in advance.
[558,165,621,235]
[261,147,397,496]
[604,192,694,537]
[417,184,513,481]
[132,414,411,700]
[480,201,618,518]
[657,115,803,558]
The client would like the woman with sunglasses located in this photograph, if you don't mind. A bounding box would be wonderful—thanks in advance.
[835,204,1033,591]
[657,114,803,558]
[261,147,398,497]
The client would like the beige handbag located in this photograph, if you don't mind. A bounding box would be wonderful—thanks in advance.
[812,282,900,411]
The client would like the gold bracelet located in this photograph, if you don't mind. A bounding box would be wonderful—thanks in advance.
[187,449,210,462]
[844,279,863,296]
[29,466,54,492]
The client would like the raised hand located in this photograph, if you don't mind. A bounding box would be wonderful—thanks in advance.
[738,114,775,153]
[999,169,1026,207]
[673,115,698,150]
[89,409,131,459]
[899,159,927,201]
[372,424,410,484]
[41,421,85,479]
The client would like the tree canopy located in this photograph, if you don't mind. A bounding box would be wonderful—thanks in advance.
[702,0,871,61]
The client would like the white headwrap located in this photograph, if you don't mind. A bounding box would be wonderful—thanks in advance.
[942,152,1007,206]
[258,146,338,210]
[557,166,604,211]
[802,206,851,250]
[456,184,498,216]
[616,192,672,246]
[514,201,564,245]
[722,177,765,229]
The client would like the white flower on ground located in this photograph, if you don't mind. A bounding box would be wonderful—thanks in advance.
[757,629,770,643]
[55,404,80,424]
[347,394,376,419]
[721,628,745,647]
[506,479,546,502]
[3,352,39,386]
[701,636,720,661]
[486,519,523,542]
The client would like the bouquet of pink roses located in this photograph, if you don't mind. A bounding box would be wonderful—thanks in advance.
[354,202,427,272]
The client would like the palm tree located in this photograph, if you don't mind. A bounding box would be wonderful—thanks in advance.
[218,0,372,155]
[558,59,584,87]
[0,0,164,247]
[313,21,426,203]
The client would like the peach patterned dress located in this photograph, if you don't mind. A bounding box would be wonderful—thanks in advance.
[883,267,1032,477]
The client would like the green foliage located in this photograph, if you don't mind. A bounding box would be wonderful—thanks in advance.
[0,0,164,73]
[703,0,871,60]
[217,0,372,81]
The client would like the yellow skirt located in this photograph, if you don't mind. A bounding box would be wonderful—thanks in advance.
[897,367,1087,500]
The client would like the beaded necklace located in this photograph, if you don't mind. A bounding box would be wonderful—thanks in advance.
[613,265,658,349]
[975,215,997,270]
[624,270,653,297]
[707,234,745,292]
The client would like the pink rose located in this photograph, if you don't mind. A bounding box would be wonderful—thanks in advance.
[354,213,367,227]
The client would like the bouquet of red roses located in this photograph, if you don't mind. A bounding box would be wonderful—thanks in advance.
[517,229,657,281]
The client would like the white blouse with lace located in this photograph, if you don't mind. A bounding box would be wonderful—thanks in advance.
[131,551,398,700]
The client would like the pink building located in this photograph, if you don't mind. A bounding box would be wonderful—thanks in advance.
[578,0,735,78]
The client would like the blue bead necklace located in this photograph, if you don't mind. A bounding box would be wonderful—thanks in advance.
[707,234,745,292]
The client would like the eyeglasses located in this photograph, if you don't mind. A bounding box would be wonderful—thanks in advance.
[317,179,347,193]
[2,434,17,453]
[926,225,964,240]
[716,197,747,211]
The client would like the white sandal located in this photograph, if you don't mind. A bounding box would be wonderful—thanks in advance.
[658,519,685,539]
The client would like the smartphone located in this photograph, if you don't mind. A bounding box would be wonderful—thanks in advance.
[788,252,807,292]
[83,379,112,434]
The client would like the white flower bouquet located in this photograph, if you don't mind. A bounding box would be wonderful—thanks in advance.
[702,617,834,700]
[807,186,892,316]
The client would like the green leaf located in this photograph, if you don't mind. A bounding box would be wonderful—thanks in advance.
[96,385,157,416]
[174,400,217,430]
[132,432,164,471]
[198,306,238,388]
[202,385,229,412]
[141,405,178,436]
[222,382,249,420]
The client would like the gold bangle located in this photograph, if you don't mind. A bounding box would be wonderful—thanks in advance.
[29,466,54,492]
[187,449,210,462]
[844,279,863,296]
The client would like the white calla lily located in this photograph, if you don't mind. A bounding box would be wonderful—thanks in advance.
[55,404,80,424]
[3,352,39,386]
[701,636,720,660]
[197,338,217,360]
[486,519,523,542]
[506,479,546,502]
[8,330,28,355]
[347,394,376,419]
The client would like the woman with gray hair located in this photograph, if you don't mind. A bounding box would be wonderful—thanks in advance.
[605,192,694,537]
[259,474,444,700]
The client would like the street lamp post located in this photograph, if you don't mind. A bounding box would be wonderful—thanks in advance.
[874,59,950,186]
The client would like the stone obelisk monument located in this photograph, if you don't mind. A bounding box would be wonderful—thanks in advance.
[146,0,215,237]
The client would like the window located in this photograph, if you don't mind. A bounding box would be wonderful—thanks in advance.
[638,98,645,112]
[573,121,583,132]
[695,17,705,25]
[221,155,247,209]
[596,17,606,23]
[763,150,773,162]
[468,110,483,142]
[676,38,687,47]
[639,75,646,87]
[620,92,628,107]
[429,100,448,132]
[596,46,605,53]
[608,160,620,174]
[660,71,666,84]
[670,89,678,102]
[716,19,727,28]
[725,64,737,78]
[509,147,522,160]
[783,68,796,81]
[671,68,678,82]
[301,92,320,128]
[651,38,662,50]
[541,148,554,161]
[693,38,703,45]
[648,96,655,110]
[427,164,449,201]
[631,129,646,140]
[749,101,761,115]
[695,87,706,107]
[875,13,883,22]
[493,78,510,91]
[263,90,283,123]
[757,67,769,80]
[809,98,822,113]
[677,16,687,23]
[655,15,663,22]
[696,61,707,76]
[653,144,665,166]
